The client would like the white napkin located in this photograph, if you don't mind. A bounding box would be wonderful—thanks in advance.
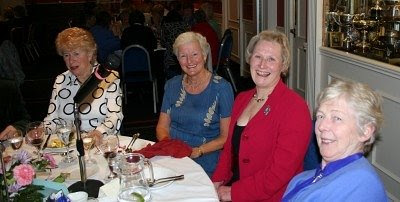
[98,178,120,200]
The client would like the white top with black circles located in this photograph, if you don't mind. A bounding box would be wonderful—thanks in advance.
[44,69,123,135]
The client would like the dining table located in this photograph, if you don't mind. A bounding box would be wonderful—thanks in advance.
[4,135,219,202]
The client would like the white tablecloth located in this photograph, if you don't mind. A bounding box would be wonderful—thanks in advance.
[7,136,218,202]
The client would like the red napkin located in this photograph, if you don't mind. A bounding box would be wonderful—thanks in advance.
[134,139,192,158]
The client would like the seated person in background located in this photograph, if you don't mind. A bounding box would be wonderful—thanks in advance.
[44,27,123,145]
[149,3,164,40]
[182,2,195,27]
[0,22,25,87]
[156,32,234,176]
[191,9,219,67]
[283,79,388,201]
[201,2,221,40]
[160,7,188,79]
[90,10,121,64]
[212,30,312,201]
[0,78,30,140]
[118,9,131,32]
[120,9,157,54]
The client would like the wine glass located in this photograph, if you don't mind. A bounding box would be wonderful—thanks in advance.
[82,132,96,164]
[56,119,76,163]
[8,130,23,151]
[26,121,46,160]
[99,135,118,181]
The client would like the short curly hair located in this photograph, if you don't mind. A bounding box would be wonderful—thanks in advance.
[55,27,97,59]
[173,31,210,61]
[317,79,384,153]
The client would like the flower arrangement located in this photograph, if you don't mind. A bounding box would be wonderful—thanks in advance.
[0,150,57,202]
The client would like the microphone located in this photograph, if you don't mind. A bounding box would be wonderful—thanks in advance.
[73,54,121,104]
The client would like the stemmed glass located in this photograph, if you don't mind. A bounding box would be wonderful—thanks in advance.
[82,132,96,164]
[9,130,23,151]
[99,135,118,181]
[26,121,46,160]
[56,119,76,163]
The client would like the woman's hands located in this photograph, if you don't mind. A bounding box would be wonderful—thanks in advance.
[190,146,203,158]
[0,125,18,140]
[87,129,103,146]
[213,181,232,201]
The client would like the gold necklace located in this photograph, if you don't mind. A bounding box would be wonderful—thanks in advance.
[253,93,267,102]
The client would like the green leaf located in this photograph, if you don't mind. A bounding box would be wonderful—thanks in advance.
[53,174,65,183]
[13,185,44,202]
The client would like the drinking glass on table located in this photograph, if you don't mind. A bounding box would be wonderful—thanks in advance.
[26,121,46,160]
[8,130,23,151]
[99,135,118,181]
[56,119,76,163]
[82,132,96,164]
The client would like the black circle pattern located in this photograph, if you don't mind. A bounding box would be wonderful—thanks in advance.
[99,102,107,115]
[79,103,91,115]
[92,87,104,99]
[63,103,75,115]
[48,103,56,114]
[58,88,71,99]
[56,74,66,84]
[45,71,123,135]
[89,118,98,128]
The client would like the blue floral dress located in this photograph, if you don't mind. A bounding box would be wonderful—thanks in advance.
[161,74,234,176]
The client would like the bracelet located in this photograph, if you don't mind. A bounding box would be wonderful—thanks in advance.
[198,146,203,157]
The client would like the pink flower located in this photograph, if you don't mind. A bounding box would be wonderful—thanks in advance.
[13,164,35,186]
[43,153,57,168]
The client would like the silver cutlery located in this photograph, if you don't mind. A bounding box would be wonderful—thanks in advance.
[125,133,140,152]
[148,175,184,187]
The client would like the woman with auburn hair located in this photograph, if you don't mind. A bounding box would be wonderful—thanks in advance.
[44,27,123,146]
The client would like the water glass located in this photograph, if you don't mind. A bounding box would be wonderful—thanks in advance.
[56,119,76,163]
[82,132,96,164]
[8,130,23,150]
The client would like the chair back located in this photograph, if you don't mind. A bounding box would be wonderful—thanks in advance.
[121,44,153,83]
[215,29,233,73]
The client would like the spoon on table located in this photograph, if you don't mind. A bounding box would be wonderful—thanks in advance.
[125,133,140,152]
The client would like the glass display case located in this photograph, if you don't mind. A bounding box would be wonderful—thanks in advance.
[323,0,400,66]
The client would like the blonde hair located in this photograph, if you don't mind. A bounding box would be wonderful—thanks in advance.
[173,31,210,60]
[317,79,384,153]
[245,30,290,76]
[55,27,97,59]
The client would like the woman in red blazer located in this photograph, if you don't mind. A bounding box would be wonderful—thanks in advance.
[212,30,312,201]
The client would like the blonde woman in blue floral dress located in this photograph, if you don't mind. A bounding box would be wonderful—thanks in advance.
[156,32,234,176]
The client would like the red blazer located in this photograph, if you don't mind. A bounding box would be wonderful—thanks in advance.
[212,80,312,201]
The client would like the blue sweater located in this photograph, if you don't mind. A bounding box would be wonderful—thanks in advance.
[283,157,388,201]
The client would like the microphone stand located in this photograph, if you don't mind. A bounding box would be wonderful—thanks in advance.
[0,142,9,201]
[68,103,103,197]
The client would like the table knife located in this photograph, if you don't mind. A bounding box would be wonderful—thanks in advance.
[42,133,52,150]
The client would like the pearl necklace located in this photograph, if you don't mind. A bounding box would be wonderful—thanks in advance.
[253,93,267,103]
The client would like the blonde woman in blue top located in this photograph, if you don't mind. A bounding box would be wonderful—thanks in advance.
[283,79,387,201]
[156,32,234,176]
